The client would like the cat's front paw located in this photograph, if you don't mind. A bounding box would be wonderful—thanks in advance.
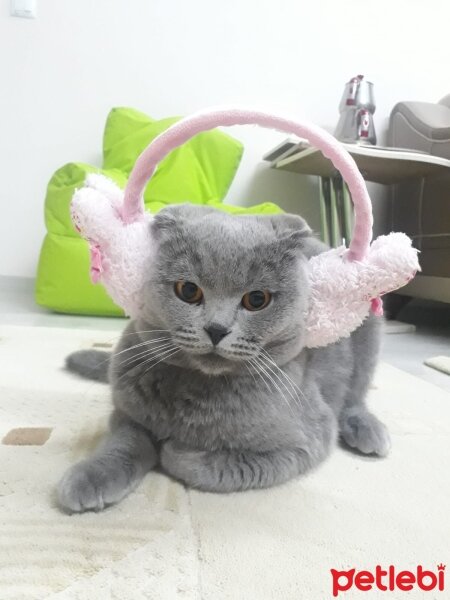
[341,410,391,457]
[57,459,131,513]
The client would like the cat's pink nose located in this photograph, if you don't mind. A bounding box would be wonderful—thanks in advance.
[204,325,230,346]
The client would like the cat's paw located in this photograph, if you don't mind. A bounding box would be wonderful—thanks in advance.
[340,410,391,457]
[57,459,131,513]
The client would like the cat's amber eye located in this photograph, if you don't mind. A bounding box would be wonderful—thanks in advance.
[174,281,203,304]
[241,290,271,311]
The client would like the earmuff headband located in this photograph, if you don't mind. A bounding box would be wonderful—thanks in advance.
[122,108,373,261]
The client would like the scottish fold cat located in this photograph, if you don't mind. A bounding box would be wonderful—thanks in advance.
[58,205,390,513]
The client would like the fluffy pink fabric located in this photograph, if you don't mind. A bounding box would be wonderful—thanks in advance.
[71,174,155,318]
[304,234,419,347]
[70,108,421,347]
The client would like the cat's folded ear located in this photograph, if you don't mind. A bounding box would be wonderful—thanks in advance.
[150,210,183,241]
[266,213,312,238]
[150,205,215,239]
[263,213,329,258]
[265,213,313,253]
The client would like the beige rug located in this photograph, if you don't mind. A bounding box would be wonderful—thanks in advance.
[0,325,449,600]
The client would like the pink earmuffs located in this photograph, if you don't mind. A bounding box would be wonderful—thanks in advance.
[71,108,420,347]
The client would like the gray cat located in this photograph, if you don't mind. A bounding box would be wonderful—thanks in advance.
[58,205,390,513]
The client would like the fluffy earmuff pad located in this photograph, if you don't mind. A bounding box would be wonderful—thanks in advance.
[305,233,419,347]
[71,174,154,317]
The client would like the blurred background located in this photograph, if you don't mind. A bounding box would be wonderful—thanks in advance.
[1,0,449,277]
[0,0,449,388]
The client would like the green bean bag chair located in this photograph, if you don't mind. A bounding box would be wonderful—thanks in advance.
[35,107,282,316]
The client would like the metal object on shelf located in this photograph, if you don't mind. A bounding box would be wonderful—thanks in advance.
[335,75,377,145]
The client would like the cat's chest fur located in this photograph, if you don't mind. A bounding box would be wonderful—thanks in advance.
[112,360,307,452]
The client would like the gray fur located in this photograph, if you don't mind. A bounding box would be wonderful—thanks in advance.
[59,205,389,512]
[65,349,110,383]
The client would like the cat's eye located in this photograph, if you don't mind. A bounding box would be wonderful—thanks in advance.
[241,290,271,311]
[174,281,203,304]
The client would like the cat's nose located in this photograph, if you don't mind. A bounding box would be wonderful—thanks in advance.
[204,324,230,346]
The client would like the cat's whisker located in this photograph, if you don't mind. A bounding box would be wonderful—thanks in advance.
[132,345,178,371]
[112,336,172,359]
[115,341,175,369]
[246,360,275,401]
[86,329,171,350]
[250,357,294,417]
[114,345,179,385]
[137,348,181,381]
[108,338,174,375]
[258,347,303,394]
[72,336,172,377]
[252,357,294,416]
[260,350,300,393]
[247,359,272,394]
[125,329,171,336]
[256,354,300,411]
[259,348,311,409]
[258,351,301,397]
[244,360,261,389]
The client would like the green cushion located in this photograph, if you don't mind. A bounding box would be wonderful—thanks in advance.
[35,107,283,316]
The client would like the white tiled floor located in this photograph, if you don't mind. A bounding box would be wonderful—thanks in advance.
[1,276,449,392]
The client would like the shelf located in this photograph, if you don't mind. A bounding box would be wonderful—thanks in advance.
[270,143,450,185]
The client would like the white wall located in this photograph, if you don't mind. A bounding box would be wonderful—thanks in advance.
[1,0,450,277]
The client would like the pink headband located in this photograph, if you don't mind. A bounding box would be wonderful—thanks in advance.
[122,108,373,262]
[71,107,419,346]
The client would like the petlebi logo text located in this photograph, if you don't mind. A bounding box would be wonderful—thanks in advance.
[331,564,446,597]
